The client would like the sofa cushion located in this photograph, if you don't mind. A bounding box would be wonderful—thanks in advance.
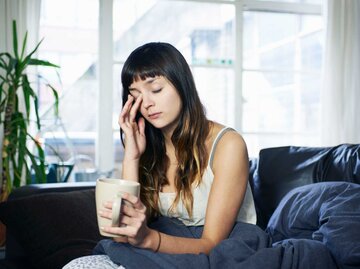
[252,144,360,229]
[0,189,104,269]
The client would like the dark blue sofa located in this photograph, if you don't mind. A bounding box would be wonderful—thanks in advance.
[0,144,359,269]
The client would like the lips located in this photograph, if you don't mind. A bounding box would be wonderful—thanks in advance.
[148,112,161,120]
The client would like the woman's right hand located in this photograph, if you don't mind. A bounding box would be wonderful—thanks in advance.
[118,94,146,161]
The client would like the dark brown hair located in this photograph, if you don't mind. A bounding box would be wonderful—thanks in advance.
[121,42,210,219]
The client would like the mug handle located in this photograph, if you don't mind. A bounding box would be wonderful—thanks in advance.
[111,194,122,226]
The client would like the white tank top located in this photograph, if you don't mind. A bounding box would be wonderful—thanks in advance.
[158,127,257,226]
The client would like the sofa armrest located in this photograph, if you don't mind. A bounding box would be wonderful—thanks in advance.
[5,182,96,264]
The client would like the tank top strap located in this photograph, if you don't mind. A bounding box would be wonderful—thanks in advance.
[209,127,235,169]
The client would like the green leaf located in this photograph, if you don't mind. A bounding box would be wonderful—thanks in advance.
[11,153,21,188]
[26,134,47,183]
[19,38,44,73]
[8,58,17,77]
[6,113,28,128]
[20,76,36,97]
[33,96,41,130]
[21,75,32,119]
[47,84,59,116]
[20,31,28,61]
[25,147,45,184]
[12,20,19,60]
[0,98,7,113]
[0,52,12,58]
[0,57,7,70]
[29,58,60,68]
[24,159,31,185]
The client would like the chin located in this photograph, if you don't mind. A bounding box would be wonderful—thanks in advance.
[147,120,166,129]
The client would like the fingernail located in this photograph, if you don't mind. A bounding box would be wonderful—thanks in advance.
[98,210,103,215]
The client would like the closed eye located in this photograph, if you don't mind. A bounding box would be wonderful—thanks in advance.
[129,89,140,98]
[153,88,162,93]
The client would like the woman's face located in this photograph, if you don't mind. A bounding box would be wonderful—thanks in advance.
[128,76,182,134]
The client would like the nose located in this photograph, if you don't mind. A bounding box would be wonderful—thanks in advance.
[141,93,154,110]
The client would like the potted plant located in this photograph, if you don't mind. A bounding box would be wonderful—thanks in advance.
[0,20,60,202]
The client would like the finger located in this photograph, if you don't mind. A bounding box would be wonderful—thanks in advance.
[114,236,129,243]
[138,117,145,137]
[122,193,146,212]
[98,209,112,220]
[121,95,134,116]
[103,201,114,210]
[102,225,135,237]
[129,95,143,122]
[119,214,133,226]
[121,203,139,218]
[119,95,134,124]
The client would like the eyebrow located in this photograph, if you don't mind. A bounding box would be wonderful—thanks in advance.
[129,77,159,91]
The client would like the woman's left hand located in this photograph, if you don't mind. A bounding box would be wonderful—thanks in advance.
[100,193,151,247]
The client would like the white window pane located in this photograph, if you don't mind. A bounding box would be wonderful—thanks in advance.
[244,132,321,158]
[300,31,324,70]
[242,71,321,134]
[113,0,235,64]
[192,67,235,126]
[38,0,99,176]
[243,11,323,71]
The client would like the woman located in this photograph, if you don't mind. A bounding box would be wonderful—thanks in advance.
[64,42,256,268]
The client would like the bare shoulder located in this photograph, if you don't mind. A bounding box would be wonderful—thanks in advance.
[210,122,248,172]
[210,122,246,150]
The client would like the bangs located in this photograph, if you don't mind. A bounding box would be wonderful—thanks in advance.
[122,65,165,89]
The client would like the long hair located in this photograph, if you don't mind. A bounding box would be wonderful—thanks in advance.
[121,42,210,220]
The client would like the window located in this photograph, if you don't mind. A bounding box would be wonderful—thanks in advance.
[242,10,323,155]
[37,0,324,181]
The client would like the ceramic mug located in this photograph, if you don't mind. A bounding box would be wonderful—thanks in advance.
[95,178,140,237]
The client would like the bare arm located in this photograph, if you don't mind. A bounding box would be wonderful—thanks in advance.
[202,131,249,247]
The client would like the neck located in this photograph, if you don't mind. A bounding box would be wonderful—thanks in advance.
[164,138,177,165]
[162,125,174,142]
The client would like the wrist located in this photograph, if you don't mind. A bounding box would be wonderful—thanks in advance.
[122,157,140,164]
[143,229,161,252]
[121,159,140,181]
